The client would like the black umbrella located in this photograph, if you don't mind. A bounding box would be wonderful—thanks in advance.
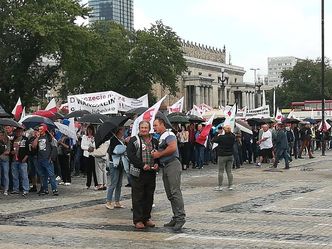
[167,112,186,118]
[78,113,111,124]
[126,107,148,116]
[246,118,267,126]
[95,116,130,148]
[282,118,300,124]
[303,118,316,124]
[168,115,189,124]
[0,105,11,118]
[64,110,91,119]
[212,117,225,126]
[188,115,205,123]
[21,115,56,130]
[0,118,24,128]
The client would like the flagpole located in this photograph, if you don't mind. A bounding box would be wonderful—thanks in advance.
[273,89,276,117]
[321,0,325,156]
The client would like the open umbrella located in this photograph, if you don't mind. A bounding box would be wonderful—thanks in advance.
[126,107,148,116]
[0,105,11,118]
[212,117,225,126]
[282,118,300,124]
[188,115,205,123]
[78,113,111,124]
[65,110,91,119]
[0,118,24,128]
[246,118,267,126]
[20,115,56,129]
[235,120,253,134]
[54,122,78,141]
[168,115,189,124]
[303,118,316,124]
[95,116,130,148]
[167,112,186,117]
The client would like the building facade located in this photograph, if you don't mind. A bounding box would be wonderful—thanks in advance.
[153,40,256,111]
[88,0,134,30]
[267,56,299,86]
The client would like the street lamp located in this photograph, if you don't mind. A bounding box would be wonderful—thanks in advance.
[218,68,229,106]
[250,68,260,107]
[256,81,263,107]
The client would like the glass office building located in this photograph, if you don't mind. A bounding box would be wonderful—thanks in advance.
[88,0,134,30]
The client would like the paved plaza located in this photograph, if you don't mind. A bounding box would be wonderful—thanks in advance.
[0,151,332,249]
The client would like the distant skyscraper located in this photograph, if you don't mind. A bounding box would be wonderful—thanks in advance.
[267,56,300,86]
[88,0,134,30]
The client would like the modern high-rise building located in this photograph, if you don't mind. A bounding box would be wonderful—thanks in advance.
[88,0,134,30]
[267,56,300,86]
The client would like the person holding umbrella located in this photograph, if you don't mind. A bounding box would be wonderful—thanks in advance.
[127,120,159,229]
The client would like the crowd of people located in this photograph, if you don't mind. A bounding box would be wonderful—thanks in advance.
[1,115,331,231]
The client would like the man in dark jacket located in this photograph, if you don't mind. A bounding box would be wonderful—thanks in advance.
[273,123,290,169]
[212,125,235,191]
[127,121,159,230]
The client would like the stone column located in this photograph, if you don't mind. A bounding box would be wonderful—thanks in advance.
[195,86,201,105]
[200,86,204,104]
[212,85,219,108]
[224,87,228,106]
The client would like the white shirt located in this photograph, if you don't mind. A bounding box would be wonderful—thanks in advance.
[260,130,273,149]
[81,135,95,158]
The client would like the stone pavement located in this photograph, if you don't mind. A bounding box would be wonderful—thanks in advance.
[0,150,332,249]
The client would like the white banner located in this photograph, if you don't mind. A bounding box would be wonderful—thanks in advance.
[67,91,148,114]
[246,105,270,118]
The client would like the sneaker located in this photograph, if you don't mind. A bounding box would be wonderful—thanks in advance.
[58,181,65,185]
[29,186,37,192]
[52,190,59,196]
[55,176,61,181]
[3,191,8,196]
[11,191,19,194]
[22,192,28,197]
[172,221,185,232]
[228,186,233,190]
[256,162,261,167]
[125,184,131,187]
[64,182,71,186]
[105,202,114,210]
[214,186,223,191]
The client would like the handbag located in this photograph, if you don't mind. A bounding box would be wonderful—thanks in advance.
[129,164,140,177]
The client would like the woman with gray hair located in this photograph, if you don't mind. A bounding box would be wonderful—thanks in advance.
[212,125,236,191]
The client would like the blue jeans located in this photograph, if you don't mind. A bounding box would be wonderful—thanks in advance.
[11,161,29,192]
[195,144,205,168]
[0,159,9,192]
[106,164,124,202]
[38,159,57,192]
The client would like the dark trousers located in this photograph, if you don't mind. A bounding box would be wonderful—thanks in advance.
[59,154,71,183]
[84,156,98,187]
[179,142,190,166]
[131,171,156,224]
[243,141,253,163]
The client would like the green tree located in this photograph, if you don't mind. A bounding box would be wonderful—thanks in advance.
[62,20,187,100]
[0,0,89,109]
[272,59,332,108]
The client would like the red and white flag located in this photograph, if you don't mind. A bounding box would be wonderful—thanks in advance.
[198,103,213,113]
[12,97,23,121]
[131,95,167,136]
[168,97,184,114]
[196,113,215,147]
[189,104,204,118]
[224,103,237,131]
[45,98,57,113]
[275,108,283,122]
[318,119,331,132]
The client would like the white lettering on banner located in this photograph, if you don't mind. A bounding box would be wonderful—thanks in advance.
[246,105,270,118]
[67,91,148,114]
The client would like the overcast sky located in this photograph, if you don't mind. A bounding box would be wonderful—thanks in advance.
[80,0,332,83]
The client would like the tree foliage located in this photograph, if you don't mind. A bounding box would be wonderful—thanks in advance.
[0,0,89,109]
[0,0,187,110]
[273,59,332,108]
[61,20,187,100]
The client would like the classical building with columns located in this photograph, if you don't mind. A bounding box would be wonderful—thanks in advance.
[153,40,257,111]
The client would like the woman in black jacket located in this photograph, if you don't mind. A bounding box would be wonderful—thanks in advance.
[126,121,159,229]
[212,125,235,191]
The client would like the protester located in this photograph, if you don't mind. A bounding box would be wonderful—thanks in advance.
[272,123,290,169]
[177,125,189,170]
[212,125,235,191]
[81,125,98,189]
[57,133,71,185]
[27,127,41,192]
[92,140,109,190]
[299,122,314,159]
[11,127,30,196]
[256,124,273,166]
[105,127,128,210]
[194,124,205,169]
[127,121,159,229]
[0,130,10,195]
[152,117,186,232]
[32,124,58,196]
